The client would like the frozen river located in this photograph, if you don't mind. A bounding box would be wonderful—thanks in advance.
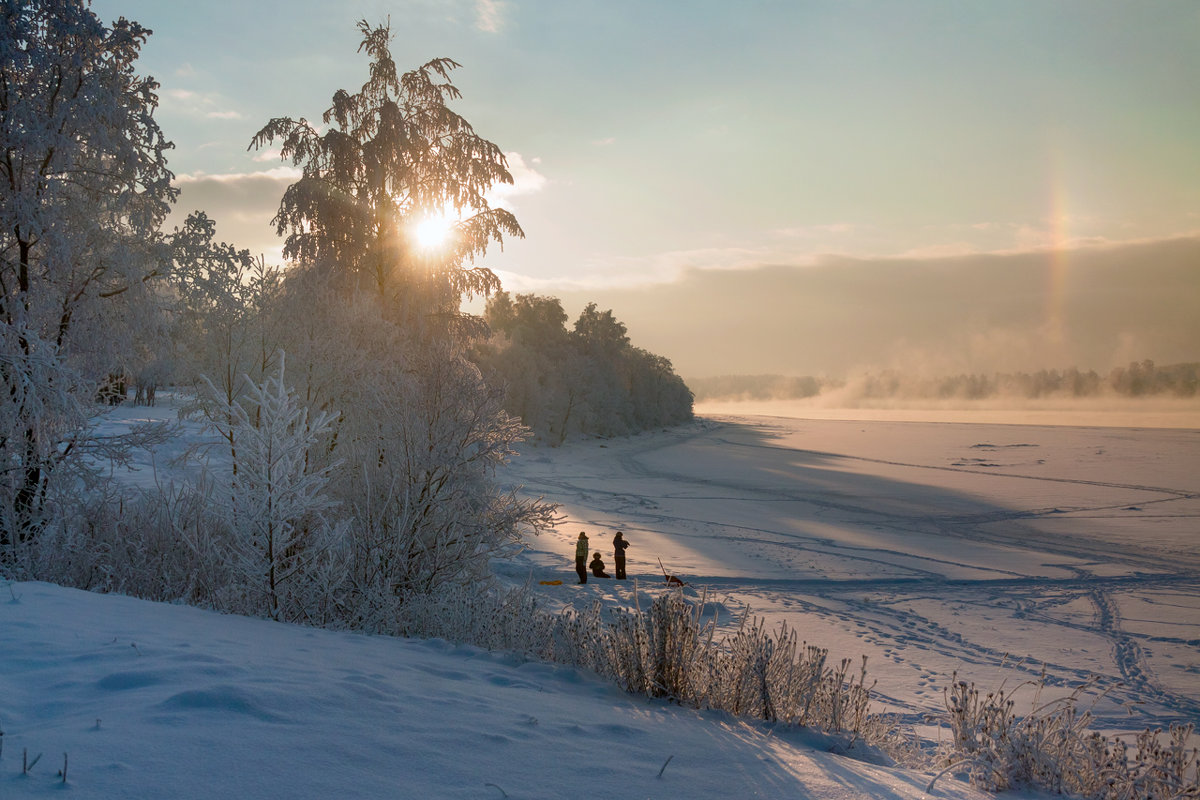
[503,405,1200,735]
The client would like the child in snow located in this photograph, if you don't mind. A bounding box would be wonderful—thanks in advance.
[575,532,589,584]
[613,531,629,579]
[590,553,610,578]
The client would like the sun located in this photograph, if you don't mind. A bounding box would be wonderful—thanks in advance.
[412,214,455,252]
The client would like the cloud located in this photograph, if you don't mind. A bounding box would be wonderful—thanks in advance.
[773,223,856,238]
[894,241,988,259]
[474,0,508,32]
[541,236,1200,380]
[161,87,242,121]
[502,244,788,294]
[1014,224,1054,251]
[170,169,300,257]
[175,167,302,185]
[485,152,547,207]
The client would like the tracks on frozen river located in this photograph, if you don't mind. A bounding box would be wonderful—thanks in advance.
[506,418,1200,729]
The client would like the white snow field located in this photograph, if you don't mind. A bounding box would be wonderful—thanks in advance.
[3,395,1197,799]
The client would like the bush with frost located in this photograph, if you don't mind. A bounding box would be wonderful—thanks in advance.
[196,356,343,621]
[932,670,1200,798]
[394,582,887,745]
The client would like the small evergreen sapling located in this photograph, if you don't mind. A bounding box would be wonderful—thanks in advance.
[200,355,341,620]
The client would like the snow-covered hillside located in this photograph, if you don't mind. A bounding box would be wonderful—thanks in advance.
[2,581,995,800]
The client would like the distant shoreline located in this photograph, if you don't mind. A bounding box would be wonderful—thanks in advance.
[694,398,1200,429]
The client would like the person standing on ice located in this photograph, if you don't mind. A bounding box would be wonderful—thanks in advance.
[575,532,590,584]
[590,552,610,578]
[613,531,629,580]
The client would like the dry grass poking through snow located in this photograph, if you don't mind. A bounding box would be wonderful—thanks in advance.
[398,584,891,742]
[399,582,1200,799]
[935,671,1200,799]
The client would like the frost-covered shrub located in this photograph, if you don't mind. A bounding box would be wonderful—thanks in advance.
[544,600,610,672]
[390,582,888,746]
[34,484,203,603]
[31,472,348,627]
[934,671,1200,798]
[196,357,343,621]
[27,358,348,624]
[598,593,877,738]
[391,583,559,657]
[600,590,715,702]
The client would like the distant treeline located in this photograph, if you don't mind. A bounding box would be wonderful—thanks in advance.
[690,360,1200,402]
[475,292,694,444]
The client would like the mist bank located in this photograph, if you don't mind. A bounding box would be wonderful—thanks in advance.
[689,361,1200,428]
[692,396,1200,429]
[689,360,1199,403]
[551,236,1200,379]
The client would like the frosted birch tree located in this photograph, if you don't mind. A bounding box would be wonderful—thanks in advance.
[0,0,175,556]
[250,21,554,605]
[250,19,521,337]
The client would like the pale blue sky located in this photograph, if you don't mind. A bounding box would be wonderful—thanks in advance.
[89,0,1200,375]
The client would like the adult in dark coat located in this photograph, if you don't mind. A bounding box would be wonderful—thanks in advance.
[575,532,589,584]
[613,531,629,580]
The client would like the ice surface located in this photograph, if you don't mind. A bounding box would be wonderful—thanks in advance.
[504,406,1200,731]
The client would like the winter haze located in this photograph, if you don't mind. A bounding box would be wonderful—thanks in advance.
[88,0,1200,380]
[549,236,1200,379]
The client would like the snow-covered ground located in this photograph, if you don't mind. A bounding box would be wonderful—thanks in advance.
[3,395,1197,798]
[6,580,998,800]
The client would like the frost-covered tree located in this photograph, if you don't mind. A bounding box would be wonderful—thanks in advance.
[573,302,630,354]
[478,293,694,443]
[477,292,582,443]
[481,294,567,421]
[250,19,520,337]
[627,347,695,430]
[255,260,558,617]
[248,21,554,607]
[202,355,341,621]
[171,211,284,473]
[0,0,175,553]
[570,303,634,435]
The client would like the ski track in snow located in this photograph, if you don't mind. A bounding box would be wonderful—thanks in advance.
[503,414,1200,732]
